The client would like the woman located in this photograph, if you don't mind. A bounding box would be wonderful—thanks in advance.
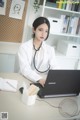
[18,16,57,86]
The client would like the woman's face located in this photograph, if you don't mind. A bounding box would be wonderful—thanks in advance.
[33,23,48,42]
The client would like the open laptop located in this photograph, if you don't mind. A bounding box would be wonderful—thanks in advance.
[34,70,80,98]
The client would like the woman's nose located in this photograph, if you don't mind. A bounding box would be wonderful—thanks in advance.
[42,31,46,36]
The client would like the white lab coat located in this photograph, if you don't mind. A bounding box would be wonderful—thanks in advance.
[18,39,57,82]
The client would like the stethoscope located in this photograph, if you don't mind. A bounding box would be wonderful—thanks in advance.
[33,43,50,73]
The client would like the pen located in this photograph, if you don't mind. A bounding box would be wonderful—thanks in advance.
[6,81,16,90]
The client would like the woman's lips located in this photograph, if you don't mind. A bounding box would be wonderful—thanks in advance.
[40,37,44,39]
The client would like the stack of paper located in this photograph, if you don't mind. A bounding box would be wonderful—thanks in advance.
[0,78,18,92]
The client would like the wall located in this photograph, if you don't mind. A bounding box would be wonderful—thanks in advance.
[0,42,20,72]
[0,54,15,72]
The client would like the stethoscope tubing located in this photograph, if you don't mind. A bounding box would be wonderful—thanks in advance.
[33,48,50,73]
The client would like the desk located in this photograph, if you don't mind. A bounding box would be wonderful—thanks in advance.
[0,73,80,120]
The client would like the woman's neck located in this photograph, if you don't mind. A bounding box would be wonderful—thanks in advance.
[33,39,42,50]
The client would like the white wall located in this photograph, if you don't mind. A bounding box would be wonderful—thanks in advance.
[0,54,15,72]
[0,42,20,72]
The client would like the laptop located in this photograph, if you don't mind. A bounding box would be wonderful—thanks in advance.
[34,70,80,98]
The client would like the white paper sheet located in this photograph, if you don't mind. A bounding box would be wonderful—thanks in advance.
[0,0,7,15]
[0,77,18,92]
[9,0,25,19]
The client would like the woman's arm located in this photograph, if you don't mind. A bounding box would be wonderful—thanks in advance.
[18,46,42,82]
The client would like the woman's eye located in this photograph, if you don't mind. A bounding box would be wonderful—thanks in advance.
[38,29,48,33]
[38,29,42,31]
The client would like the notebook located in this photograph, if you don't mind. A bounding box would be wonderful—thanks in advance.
[35,70,80,98]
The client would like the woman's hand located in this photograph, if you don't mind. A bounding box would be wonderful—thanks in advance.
[38,79,46,87]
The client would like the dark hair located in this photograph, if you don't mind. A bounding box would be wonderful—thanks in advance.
[32,17,50,40]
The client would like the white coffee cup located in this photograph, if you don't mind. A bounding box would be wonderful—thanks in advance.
[22,92,37,106]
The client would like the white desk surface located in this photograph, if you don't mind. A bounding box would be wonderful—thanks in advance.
[0,73,80,120]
